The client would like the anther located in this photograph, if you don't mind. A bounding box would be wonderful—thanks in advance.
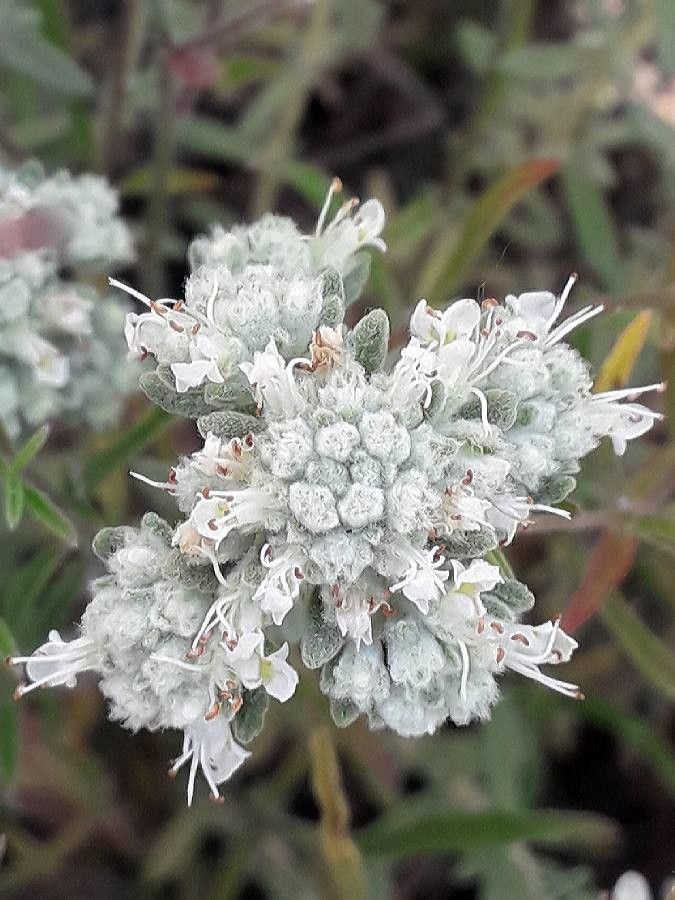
[207,519,218,531]
[293,566,304,580]
[169,320,185,333]
[496,647,505,664]
[490,622,504,634]
[511,633,530,646]
[204,702,221,721]
[477,617,485,634]
[244,432,254,449]
[191,322,201,335]
[516,330,537,340]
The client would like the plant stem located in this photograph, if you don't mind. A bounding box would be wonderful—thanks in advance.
[145,39,175,298]
[309,724,368,900]
[103,0,143,176]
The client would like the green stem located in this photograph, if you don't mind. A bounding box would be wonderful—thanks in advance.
[145,39,175,297]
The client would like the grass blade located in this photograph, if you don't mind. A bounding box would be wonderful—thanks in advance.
[419,159,559,304]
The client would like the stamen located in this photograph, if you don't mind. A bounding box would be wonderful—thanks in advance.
[315,176,343,236]
[458,640,470,702]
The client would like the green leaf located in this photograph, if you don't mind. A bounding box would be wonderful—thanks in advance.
[0,686,18,784]
[0,6,93,97]
[419,159,560,303]
[484,548,515,580]
[498,42,584,81]
[3,473,25,530]
[454,20,495,74]
[23,483,77,546]
[139,372,211,419]
[357,808,617,857]
[349,309,390,373]
[562,166,623,293]
[0,617,16,657]
[176,116,331,208]
[655,0,675,75]
[232,687,269,745]
[10,424,49,474]
[574,695,675,801]
[301,591,344,670]
[196,411,260,441]
[632,512,675,559]
[601,594,675,703]
[84,406,172,490]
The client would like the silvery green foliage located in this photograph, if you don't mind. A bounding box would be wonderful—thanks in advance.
[17,189,663,804]
[0,161,135,438]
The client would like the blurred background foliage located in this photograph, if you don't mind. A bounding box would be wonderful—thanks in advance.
[0,0,674,897]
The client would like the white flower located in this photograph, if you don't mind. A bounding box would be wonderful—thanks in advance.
[171,358,224,393]
[388,542,449,614]
[313,180,386,270]
[223,631,298,702]
[253,543,305,625]
[169,717,250,806]
[239,338,306,418]
[410,298,480,346]
[11,630,99,695]
[586,383,664,455]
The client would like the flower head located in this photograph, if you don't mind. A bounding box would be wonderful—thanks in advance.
[15,190,663,803]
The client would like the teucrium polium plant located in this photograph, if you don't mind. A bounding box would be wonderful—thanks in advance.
[0,161,136,438]
[12,179,664,804]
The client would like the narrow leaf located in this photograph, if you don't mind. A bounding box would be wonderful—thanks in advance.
[631,513,675,559]
[562,167,622,294]
[358,808,617,857]
[0,690,18,784]
[10,424,50,474]
[0,11,93,97]
[561,531,637,633]
[419,159,560,303]
[84,406,171,490]
[595,311,652,392]
[23,483,77,546]
[601,595,675,703]
[0,617,16,657]
[4,474,25,530]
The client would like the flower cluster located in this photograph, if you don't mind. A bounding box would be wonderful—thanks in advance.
[13,184,663,804]
[0,161,136,438]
